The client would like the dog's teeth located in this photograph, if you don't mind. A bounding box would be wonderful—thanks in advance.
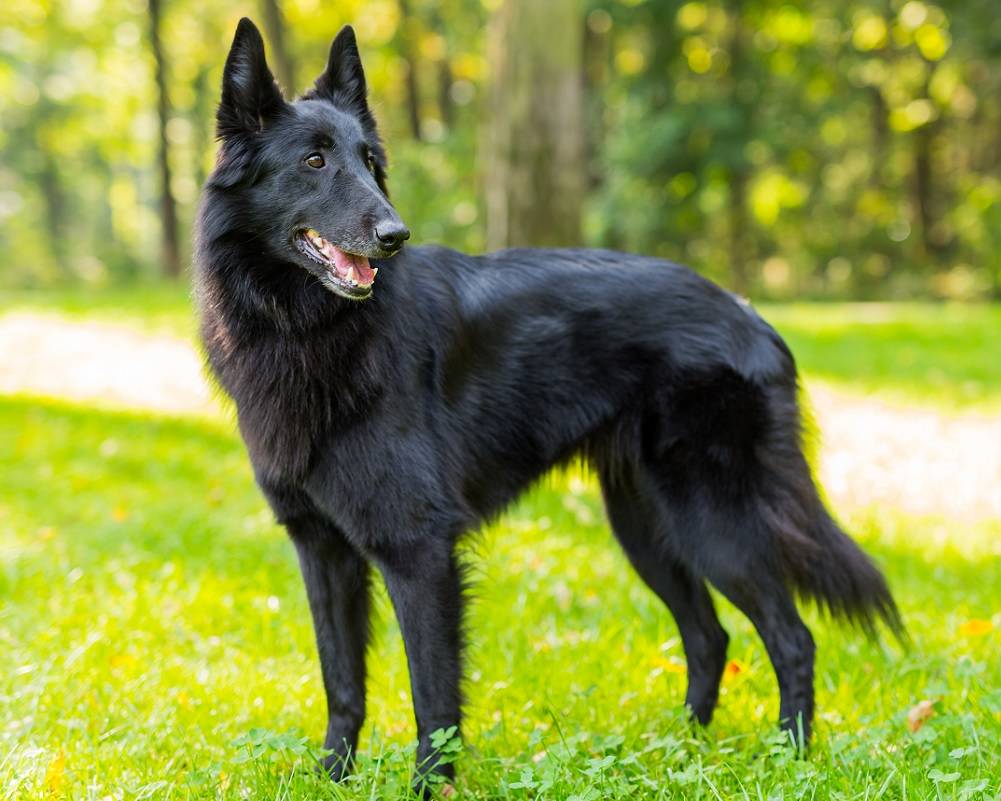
[346,264,357,284]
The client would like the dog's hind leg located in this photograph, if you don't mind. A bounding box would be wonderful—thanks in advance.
[600,466,729,725]
[632,464,816,742]
[639,367,818,743]
[704,557,815,744]
[288,517,371,780]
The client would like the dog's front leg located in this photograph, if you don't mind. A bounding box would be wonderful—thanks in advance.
[376,540,463,796]
[289,517,371,780]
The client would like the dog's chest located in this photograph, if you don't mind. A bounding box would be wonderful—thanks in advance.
[219,337,362,483]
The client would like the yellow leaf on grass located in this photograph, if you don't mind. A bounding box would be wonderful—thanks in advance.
[44,750,65,799]
[958,619,993,637]
[907,699,935,732]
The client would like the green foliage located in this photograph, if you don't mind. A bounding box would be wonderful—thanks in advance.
[2,1,1000,297]
[0,0,489,287]
[588,0,1001,298]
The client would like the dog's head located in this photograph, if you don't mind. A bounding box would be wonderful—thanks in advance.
[209,18,407,301]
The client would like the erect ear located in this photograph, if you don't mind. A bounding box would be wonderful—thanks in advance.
[312,26,368,110]
[217,17,287,139]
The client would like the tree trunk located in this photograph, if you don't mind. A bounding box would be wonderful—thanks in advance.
[33,83,72,275]
[725,0,752,295]
[993,79,1001,300]
[431,10,453,129]
[911,65,943,266]
[397,0,422,140]
[259,0,296,95]
[148,0,181,279]
[485,0,584,249]
[913,121,936,263]
[39,147,70,273]
[191,64,214,190]
[582,11,611,193]
[436,56,453,130]
[869,85,889,187]
[728,169,749,295]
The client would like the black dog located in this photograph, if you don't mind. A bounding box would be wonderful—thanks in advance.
[195,18,901,793]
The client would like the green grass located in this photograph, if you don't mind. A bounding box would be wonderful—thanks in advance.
[0,285,197,340]
[1,294,999,799]
[1,397,997,800]
[761,303,1001,410]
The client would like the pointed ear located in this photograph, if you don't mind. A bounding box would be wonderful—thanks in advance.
[312,26,368,109]
[217,17,287,139]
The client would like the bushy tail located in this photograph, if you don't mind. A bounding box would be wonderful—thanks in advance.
[757,377,905,642]
[783,500,905,641]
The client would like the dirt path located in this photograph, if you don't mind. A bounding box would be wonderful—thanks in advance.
[2,311,999,522]
[0,311,213,416]
[808,386,1000,522]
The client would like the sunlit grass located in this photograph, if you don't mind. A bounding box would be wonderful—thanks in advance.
[762,303,1001,410]
[1,401,998,799]
[1,295,999,799]
[0,285,197,340]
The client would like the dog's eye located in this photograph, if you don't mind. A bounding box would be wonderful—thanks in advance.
[304,153,325,169]
[365,152,377,175]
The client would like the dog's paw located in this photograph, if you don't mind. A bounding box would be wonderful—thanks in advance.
[320,751,354,782]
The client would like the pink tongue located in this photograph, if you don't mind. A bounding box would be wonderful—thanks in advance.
[327,245,374,286]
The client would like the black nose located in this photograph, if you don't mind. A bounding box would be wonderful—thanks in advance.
[374,221,410,250]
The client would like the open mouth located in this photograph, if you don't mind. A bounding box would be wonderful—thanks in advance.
[295,228,377,299]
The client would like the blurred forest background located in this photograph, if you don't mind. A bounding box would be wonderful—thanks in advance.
[1,0,1000,299]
